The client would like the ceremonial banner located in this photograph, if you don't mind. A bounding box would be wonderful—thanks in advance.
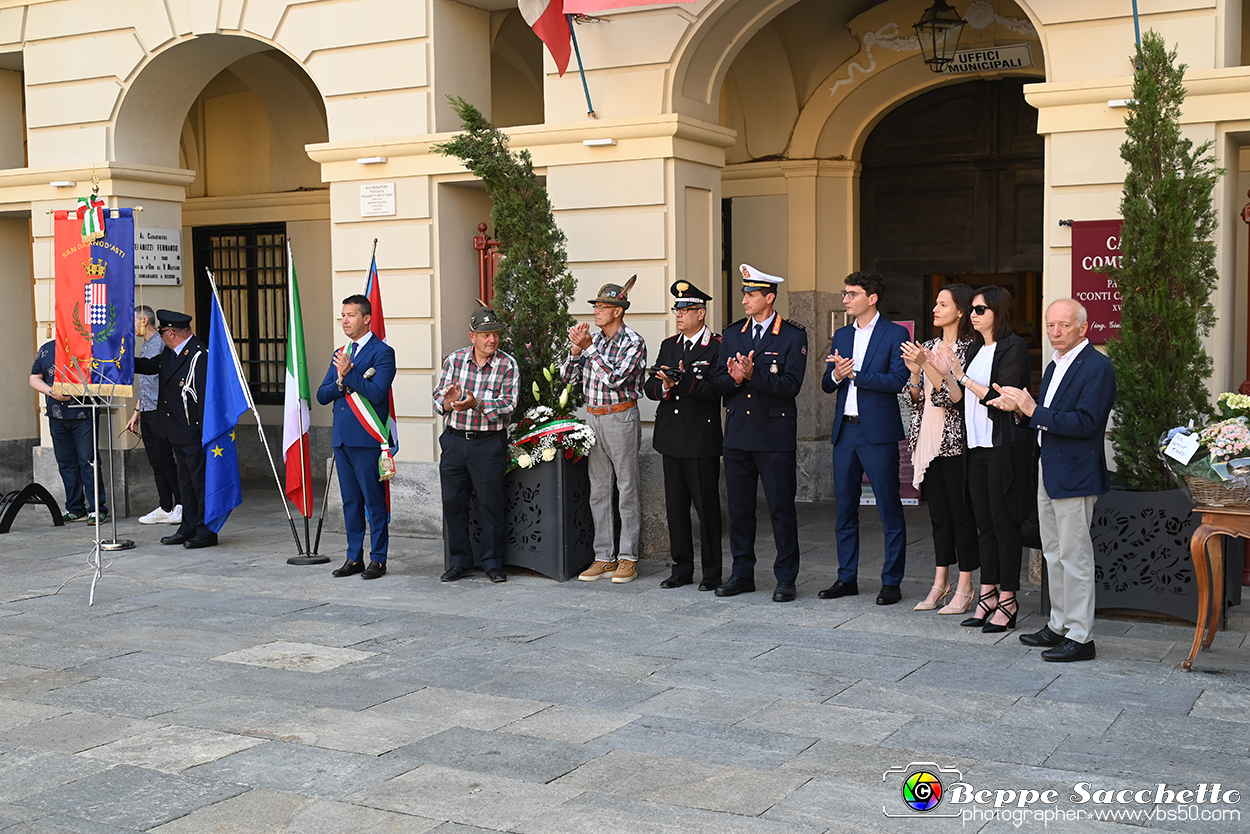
[1070,219,1124,345]
[53,206,136,395]
[283,242,314,517]
[203,285,252,534]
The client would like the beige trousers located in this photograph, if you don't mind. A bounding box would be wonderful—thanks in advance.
[1037,463,1098,644]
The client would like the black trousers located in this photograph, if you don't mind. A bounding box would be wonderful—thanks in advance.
[723,448,799,583]
[966,446,1022,591]
[171,441,208,540]
[923,454,980,572]
[140,411,181,511]
[440,429,508,571]
[662,455,722,581]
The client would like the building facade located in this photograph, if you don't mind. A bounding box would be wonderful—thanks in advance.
[1,0,1248,546]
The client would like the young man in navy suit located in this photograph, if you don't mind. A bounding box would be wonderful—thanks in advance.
[317,294,397,580]
[990,299,1116,662]
[821,270,910,605]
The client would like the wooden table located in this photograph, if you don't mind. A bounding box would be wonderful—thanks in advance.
[1184,505,1249,670]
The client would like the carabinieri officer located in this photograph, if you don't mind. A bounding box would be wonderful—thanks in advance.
[713,264,807,602]
[644,280,723,591]
[133,310,214,548]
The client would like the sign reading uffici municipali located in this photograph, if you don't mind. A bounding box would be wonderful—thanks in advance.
[135,227,182,286]
[940,43,1034,75]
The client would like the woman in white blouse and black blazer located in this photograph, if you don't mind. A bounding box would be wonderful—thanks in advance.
[937,285,1033,634]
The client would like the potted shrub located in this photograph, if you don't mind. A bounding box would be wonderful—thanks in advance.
[1089,30,1238,621]
[432,100,595,580]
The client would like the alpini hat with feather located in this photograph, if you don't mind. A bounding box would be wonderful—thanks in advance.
[588,274,637,310]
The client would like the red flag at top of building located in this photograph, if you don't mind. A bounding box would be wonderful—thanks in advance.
[519,0,571,76]
[563,0,694,11]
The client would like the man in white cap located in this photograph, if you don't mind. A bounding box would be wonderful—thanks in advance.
[713,264,808,602]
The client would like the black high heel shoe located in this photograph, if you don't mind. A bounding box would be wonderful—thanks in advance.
[981,594,1018,633]
[960,590,998,628]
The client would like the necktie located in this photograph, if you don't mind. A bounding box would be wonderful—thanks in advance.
[349,341,357,358]
[752,324,763,350]
[682,339,692,367]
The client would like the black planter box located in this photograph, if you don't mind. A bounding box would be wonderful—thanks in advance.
[1041,487,1241,625]
[442,454,595,581]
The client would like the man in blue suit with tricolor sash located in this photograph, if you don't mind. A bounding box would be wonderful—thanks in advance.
[317,294,396,580]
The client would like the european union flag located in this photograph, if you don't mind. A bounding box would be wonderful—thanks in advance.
[202,290,251,533]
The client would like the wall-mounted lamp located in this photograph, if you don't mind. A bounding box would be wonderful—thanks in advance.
[1108,99,1134,108]
[913,0,967,74]
[356,156,388,164]
[50,181,77,188]
[583,138,617,147]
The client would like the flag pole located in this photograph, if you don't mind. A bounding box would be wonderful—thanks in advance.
[310,237,379,558]
[567,15,595,118]
[205,268,304,555]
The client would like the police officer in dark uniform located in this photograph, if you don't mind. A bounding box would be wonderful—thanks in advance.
[644,281,723,591]
[133,310,214,548]
[713,264,808,602]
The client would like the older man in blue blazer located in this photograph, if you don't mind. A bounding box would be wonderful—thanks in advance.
[821,270,911,605]
[317,294,397,581]
[991,298,1115,662]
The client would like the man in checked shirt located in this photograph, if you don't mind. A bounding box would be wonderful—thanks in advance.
[434,305,520,583]
[563,279,648,583]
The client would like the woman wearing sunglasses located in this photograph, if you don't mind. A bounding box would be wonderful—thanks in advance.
[936,286,1032,633]
[901,284,980,614]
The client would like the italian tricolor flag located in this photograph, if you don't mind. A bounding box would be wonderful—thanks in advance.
[283,241,314,517]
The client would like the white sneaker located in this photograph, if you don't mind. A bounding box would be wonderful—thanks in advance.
[138,507,170,525]
[168,505,183,525]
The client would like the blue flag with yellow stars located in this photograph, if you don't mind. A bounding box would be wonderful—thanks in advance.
[202,289,251,533]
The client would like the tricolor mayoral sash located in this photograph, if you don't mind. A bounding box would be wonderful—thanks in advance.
[53,207,136,397]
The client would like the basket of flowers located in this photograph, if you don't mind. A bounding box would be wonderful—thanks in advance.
[507,363,596,473]
[1161,392,1250,506]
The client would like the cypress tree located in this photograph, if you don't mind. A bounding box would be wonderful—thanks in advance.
[433,98,578,414]
[1107,30,1222,491]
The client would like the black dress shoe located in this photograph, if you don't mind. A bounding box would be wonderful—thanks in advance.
[818,580,858,599]
[1041,638,1096,663]
[487,568,507,583]
[183,534,218,549]
[714,576,756,597]
[361,561,387,580]
[441,566,470,582]
[660,575,692,589]
[876,585,902,605]
[1020,625,1065,647]
[772,581,796,602]
[697,577,721,592]
[333,560,364,578]
[161,534,188,546]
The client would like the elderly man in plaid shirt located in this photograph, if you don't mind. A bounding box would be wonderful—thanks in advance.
[434,306,520,583]
[563,279,648,583]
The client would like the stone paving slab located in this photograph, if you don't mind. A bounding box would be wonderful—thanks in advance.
[185,740,414,800]
[22,764,247,831]
[553,749,812,816]
[385,726,604,784]
[0,748,112,805]
[496,704,641,744]
[27,676,213,720]
[78,724,266,773]
[148,788,443,834]
[595,714,817,770]
[347,764,583,831]
[2,711,163,754]
[514,792,826,834]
